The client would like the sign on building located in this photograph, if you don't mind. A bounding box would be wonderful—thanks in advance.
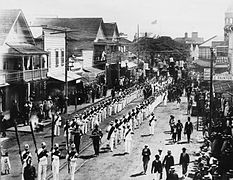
[204,68,210,80]
[213,74,233,81]
[215,56,229,65]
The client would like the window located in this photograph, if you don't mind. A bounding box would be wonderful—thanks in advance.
[55,50,59,67]
[47,49,51,68]
[61,49,64,66]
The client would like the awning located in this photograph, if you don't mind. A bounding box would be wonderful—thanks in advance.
[48,71,81,82]
[6,43,48,55]
[0,83,9,88]
[121,60,137,69]
[83,67,105,76]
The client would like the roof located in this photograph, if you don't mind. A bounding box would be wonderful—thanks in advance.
[84,67,105,75]
[103,23,116,39]
[32,17,103,42]
[48,70,81,82]
[193,59,210,67]
[6,43,48,55]
[118,37,132,45]
[0,9,21,45]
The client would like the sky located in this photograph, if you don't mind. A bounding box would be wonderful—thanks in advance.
[1,0,233,40]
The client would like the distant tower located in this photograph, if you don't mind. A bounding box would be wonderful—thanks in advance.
[224,3,233,42]
[225,3,233,73]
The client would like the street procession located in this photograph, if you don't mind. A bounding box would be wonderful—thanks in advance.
[2,1,233,180]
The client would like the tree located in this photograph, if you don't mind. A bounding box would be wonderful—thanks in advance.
[130,36,190,64]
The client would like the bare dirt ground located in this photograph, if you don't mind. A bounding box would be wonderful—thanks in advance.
[58,96,203,180]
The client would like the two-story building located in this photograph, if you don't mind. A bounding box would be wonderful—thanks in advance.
[0,9,48,113]
[32,26,81,98]
[32,18,122,87]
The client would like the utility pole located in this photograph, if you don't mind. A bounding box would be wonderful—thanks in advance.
[209,47,215,131]
[0,139,1,180]
[137,24,140,65]
[64,32,68,113]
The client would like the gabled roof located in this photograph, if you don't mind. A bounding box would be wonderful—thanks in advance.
[118,37,132,45]
[32,18,104,42]
[103,23,117,39]
[0,9,21,45]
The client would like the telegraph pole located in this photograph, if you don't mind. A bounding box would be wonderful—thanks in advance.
[209,48,215,131]
[137,24,140,65]
[64,32,68,113]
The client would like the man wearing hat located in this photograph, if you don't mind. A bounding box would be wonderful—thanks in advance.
[23,157,36,180]
[151,154,162,180]
[169,115,175,134]
[179,147,190,177]
[67,143,78,180]
[158,149,164,179]
[51,143,61,180]
[162,150,174,178]
[37,142,48,180]
[124,124,133,154]
[71,123,83,154]
[184,117,193,143]
[106,121,115,152]
[22,144,32,180]
[142,144,151,174]
[149,112,156,135]
[90,124,103,156]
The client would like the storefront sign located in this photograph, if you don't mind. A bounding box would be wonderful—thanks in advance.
[215,56,229,64]
[204,68,210,80]
[213,74,233,81]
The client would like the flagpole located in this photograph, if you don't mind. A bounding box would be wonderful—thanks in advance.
[137,24,140,66]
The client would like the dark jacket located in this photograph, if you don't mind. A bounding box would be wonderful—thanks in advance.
[142,148,151,162]
[151,160,162,173]
[163,155,174,168]
[184,121,193,134]
[24,165,36,180]
[179,152,190,165]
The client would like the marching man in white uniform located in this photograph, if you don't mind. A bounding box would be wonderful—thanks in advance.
[124,124,133,154]
[21,144,32,180]
[54,113,62,136]
[149,112,156,135]
[106,121,115,152]
[67,143,78,180]
[37,142,49,180]
[51,143,60,180]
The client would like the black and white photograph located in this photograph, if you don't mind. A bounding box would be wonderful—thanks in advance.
[0,0,233,179]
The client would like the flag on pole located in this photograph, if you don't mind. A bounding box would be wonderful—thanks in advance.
[151,20,157,24]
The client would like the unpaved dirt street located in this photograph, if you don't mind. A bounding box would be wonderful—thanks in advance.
[59,96,203,180]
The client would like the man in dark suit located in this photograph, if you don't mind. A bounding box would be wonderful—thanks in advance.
[179,147,190,176]
[184,117,193,143]
[162,150,174,177]
[142,144,151,174]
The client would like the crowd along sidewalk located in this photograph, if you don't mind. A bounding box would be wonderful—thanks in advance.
[5,90,112,134]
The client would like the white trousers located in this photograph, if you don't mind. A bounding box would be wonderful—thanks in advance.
[38,163,47,180]
[70,164,76,180]
[153,172,161,180]
[109,137,114,151]
[52,161,60,180]
[149,125,155,135]
[125,139,131,153]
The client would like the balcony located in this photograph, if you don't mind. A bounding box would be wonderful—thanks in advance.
[5,68,48,83]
